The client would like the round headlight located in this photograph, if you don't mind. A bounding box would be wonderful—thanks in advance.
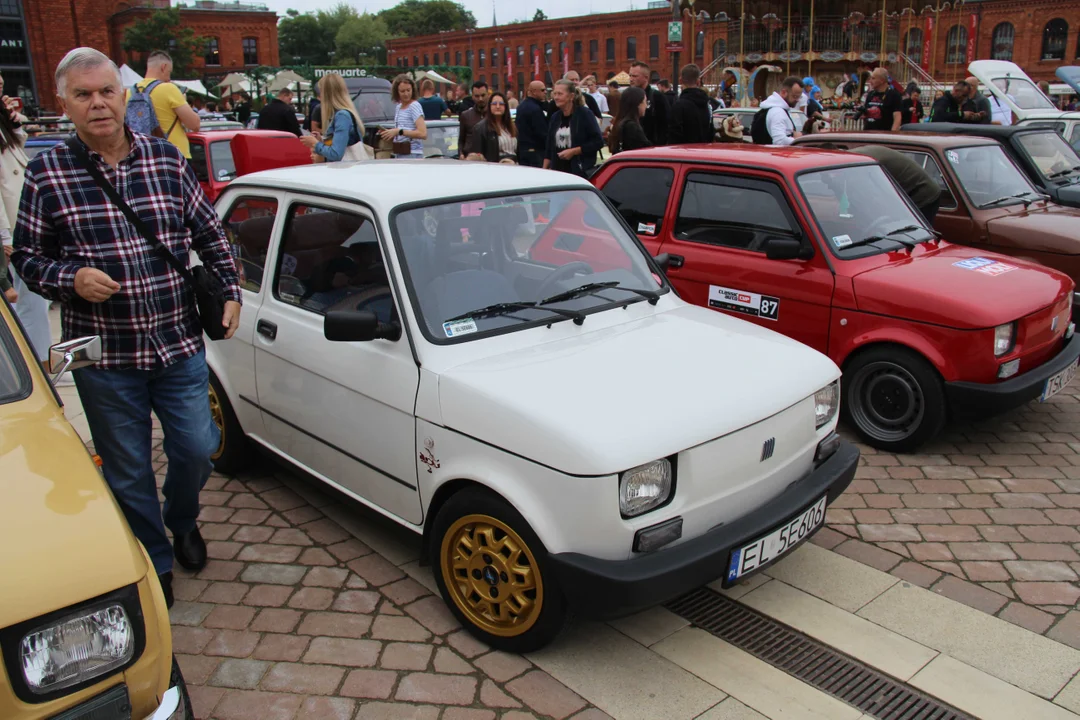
[620,459,673,517]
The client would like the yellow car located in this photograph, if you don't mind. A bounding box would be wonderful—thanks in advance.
[0,298,189,719]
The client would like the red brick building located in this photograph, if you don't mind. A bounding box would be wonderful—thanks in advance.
[15,0,277,113]
[386,0,1080,98]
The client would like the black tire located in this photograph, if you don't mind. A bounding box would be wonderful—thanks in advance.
[842,345,946,453]
[208,371,248,475]
[169,656,195,720]
[431,487,569,653]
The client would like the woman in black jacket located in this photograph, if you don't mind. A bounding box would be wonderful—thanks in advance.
[466,92,518,163]
[543,79,604,178]
[607,86,651,155]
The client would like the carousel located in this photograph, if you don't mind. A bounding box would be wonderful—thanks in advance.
[673,0,971,103]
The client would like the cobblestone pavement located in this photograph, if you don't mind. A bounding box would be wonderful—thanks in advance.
[151,460,610,720]
[819,383,1080,646]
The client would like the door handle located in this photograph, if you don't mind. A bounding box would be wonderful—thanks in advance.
[668,254,685,269]
[257,320,277,340]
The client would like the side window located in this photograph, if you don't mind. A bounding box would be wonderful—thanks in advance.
[600,166,673,237]
[275,204,395,324]
[188,143,209,182]
[898,151,957,209]
[675,173,796,251]
[1069,125,1080,151]
[221,196,278,292]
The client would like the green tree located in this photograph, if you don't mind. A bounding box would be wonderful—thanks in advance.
[532,9,548,22]
[378,0,476,37]
[278,9,330,65]
[122,8,205,75]
[335,14,391,65]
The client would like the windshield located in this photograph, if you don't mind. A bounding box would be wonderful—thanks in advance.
[991,77,1057,110]
[210,141,237,182]
[945,145,1039,208]
[1016,131,1080,180]
[424,125,460,159]
[0,312,32,405]
[797,164,935,258]
[394,190,666,342]
[354,91,395,122]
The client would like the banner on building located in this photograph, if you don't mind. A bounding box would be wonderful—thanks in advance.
[922,16,933,72]
[534,48,541,80]
[563,47,569,76]
[967,13,978,63]
[507,53,513,81]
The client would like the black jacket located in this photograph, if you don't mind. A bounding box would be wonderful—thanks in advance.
[963,94,994,124]
[929,94,963,123]
[546,105,603,177]
[669,87,713,145]
[257,98,301,136]
[468,118,515,163]
[515,97,548,167]
[641,85,670,146]
[613,119,651,153]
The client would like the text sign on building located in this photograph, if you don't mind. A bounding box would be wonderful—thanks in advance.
[668,21,683,43]
[313,67,369,78]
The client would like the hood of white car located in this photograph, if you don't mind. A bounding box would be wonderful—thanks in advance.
[437,305,839,476]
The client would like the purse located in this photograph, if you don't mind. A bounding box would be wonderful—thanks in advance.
[64,137,229,341]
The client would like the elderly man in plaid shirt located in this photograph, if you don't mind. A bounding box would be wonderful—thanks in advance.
[12,48,242,607]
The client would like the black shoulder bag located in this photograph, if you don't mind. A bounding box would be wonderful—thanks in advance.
[65,136,228,340]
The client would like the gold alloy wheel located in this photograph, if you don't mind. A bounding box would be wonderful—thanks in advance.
[440,514,544,637]
[208,384,226,460]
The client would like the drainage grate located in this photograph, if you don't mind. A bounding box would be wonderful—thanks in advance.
[665,587,973,720]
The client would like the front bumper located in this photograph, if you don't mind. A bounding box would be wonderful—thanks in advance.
[149,686,181,719]
[945,333,1080,418]
[548,441,860,620]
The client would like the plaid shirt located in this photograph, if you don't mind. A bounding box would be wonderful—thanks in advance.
[11,132,241,370]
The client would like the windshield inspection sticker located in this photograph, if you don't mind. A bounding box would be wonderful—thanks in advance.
[637,222,657,235]
[946,150,960,164]
[442,319,478,338]
[953,257,995,270]
[832,234,853,248]
[708,285,780,321]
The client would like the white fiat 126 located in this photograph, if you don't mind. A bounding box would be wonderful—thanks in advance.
[206,159,859,652]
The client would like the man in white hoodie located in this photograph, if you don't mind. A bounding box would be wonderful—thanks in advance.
[752,76,804,146]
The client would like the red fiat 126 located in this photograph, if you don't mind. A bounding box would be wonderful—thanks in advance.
[590,145,1080,452]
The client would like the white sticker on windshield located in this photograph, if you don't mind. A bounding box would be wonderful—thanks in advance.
[832,234,853,248]
[637,221,657,235]
[443,318,478,337]
[708,285,780,321]
[946,150,960,164]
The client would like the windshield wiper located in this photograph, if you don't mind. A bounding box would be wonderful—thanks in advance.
[1046,165,1080,180]
[982,191,1038,208]
[445,301,585,326]
[537,281,660,307]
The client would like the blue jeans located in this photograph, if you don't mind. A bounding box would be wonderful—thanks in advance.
[74,349,219,575]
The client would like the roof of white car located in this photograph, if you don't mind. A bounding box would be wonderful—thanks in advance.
[231,160,594,210]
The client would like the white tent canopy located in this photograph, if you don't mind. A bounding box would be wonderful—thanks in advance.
[118,64,216,97]
[269,69,310,92]
[119,63,143,87]
[411,69,458,86]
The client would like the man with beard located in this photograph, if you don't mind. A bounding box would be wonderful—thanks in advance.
[457,81,488,159]
[752,76,803,145]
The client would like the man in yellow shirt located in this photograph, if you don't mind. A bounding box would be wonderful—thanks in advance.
[126,50,200,157]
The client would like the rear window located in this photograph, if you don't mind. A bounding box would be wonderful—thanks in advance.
[0,311,32,405]
[354,91,395,123]
[210,141,237,182]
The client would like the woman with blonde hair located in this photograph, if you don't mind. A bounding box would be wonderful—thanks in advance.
[300,72,368,162]
[379,74,427,159]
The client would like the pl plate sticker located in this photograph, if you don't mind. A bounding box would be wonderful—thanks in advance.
[952,257,994,270]
[442,318,478,337]
[708,285,780,321]
[637,221,657,235]
[976,262,1016,276]
[832,234,853,248]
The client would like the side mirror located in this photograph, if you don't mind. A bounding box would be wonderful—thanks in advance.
[653,253,684,270]
[324,310,401,342]
[49,336,102,379]
[764,237,813,261]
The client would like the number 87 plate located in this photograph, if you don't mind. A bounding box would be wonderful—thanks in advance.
[723,495,827,586]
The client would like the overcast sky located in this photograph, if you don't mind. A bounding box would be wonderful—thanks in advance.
[259,0,642,25]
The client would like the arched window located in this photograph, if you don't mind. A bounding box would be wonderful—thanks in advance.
[204,37,220,66]
[696,30,705,58]
[945,24,967,65]
[904,28,923,65]
[991,23,1014,60]
[1042,18,1068,60]
[712,38,727,60]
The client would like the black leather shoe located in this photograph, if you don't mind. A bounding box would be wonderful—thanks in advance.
[159,571,174,609]
[173,527,207,571]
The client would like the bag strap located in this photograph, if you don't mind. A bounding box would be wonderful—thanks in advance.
[64,136,194,286]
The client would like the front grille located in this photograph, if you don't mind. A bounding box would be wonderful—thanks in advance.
[49,684,131,720]
[666,587,973,720]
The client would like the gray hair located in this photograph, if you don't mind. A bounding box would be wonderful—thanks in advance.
[55,47,122,96]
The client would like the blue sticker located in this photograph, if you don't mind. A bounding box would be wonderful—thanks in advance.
[953,257,995,270]
[727,549,741,582]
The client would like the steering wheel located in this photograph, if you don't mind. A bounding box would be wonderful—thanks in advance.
[535,262,595,301]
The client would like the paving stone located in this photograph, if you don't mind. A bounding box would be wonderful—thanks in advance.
[892,508,952,525]
[238,543,303,564]
[372,614,433,642]
[204,630,261,658]
[234,526,275,543]
[229,493,269,509]
[891,561,942,588]
[353,701,441,719]
[967,479,1007,493]
[506,670,587,719]
[1048,611,1080,650]
[999,602,1055,634]
[957,494,998,509]
[283,506,324,526]
[301,517,353,544]
[244,584,294,607]
[914,477,970,491]
[198,560,245,581]
[298,547,340,566]
[340,668,399,699]
[206,540,244,560]
[383,577,432,605]
[241,563,308,585]
[442,709,497,720]
[296,696,356,720]
[250,608,302,633]
[1019,525,1080,542]
[333,589,382,613]
[210,658,271,689]
[948,509,992,525]
[175,653,221,685]
[960,561,1010,581]
[170,601,214,626]
[199,506,236,523]
[288,587,336,610]
[404,596,463,635]
[447,630,491,658]
[1013,582,1080,606]
[187,684,226,718]
[924,561,964,578]
[858,524,920,542]
[920,525,979,542]
[1046,508,1080,525]
[214,689,303,720]
[253,634,310,662]
[261,487,307,512]
[987,509,1051,525]
[395,672,477,705]
[268,528,314,546]
[172,577,209,602]
[1002,478,1063,493]
[995,492,1056,508]
[201,582,250,605]
[909,543,953,562]
[170,626,216,654]
[303,567,350,588]
[977,525,1024,542]
[305,637,382,667]
[349,553,408,586]
[808,527,848,549]
[433,647,474,675]
[852,509,894,524]
[230,509,272,525]
[568,711,615,720]
[947,542,1016,561]
[1003,560,1078,581]
[981,582,1017,599]
[298,611,374,638]
[204,605,257,630]
[864,493,905,508]
[381,642,434,671]
[930,576,1008,614]
[474,650,533,682]
[329,538,375,562]
[901,493,960,508]
[259,661,345,695]
[480,678,523,708]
